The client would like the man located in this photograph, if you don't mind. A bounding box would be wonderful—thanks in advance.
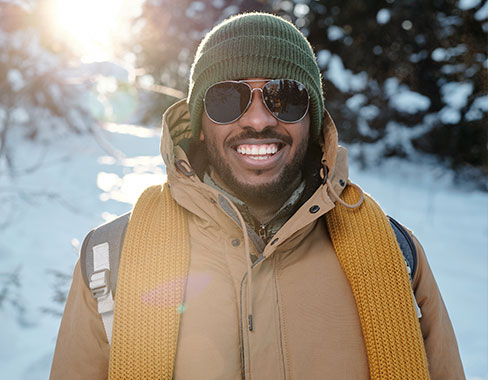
[50,12,465,380]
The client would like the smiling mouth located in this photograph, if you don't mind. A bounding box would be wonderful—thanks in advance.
[235,143,282,160]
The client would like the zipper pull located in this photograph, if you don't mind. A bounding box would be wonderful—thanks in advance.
[258,224,267,242]
[248,314,254,332]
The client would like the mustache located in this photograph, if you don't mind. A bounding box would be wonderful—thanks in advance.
[226,129,292,147]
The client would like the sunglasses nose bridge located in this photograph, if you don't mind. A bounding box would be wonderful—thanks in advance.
[239,86,277,129]
[249,86,276,120]
[247,86,268,111]
[249,86,264,101]
[248,86,272,113]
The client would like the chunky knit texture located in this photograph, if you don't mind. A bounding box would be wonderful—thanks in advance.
[188,12,324,141]
[325,185,430,380]
[108,184,190,380]
[108,183,429,379]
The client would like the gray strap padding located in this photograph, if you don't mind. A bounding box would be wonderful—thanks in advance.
[388,216,422,318]
[80,212,131,296]
[388,216,418,281]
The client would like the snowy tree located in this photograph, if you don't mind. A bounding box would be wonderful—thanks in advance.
[0,1,94,174]
[299,0,487,175]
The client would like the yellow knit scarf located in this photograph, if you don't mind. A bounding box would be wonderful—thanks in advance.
[325,184,430,380]
[108,184,190,380]
[109,183,429,380]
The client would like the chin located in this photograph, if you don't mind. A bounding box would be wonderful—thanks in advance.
[224,171,296,202]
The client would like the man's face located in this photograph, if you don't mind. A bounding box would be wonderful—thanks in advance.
[200,78,310,201]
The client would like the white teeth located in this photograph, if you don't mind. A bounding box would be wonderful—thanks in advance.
[266,145,277,154]
[236,143,279,158]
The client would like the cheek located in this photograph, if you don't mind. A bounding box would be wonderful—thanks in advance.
[289,118,310,149]
[201,116,234,150]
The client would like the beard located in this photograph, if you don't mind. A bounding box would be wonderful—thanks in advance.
[203,129,309,203]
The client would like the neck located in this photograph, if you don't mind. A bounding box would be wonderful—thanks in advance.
[242,183,299,224]
[209,170,302,224]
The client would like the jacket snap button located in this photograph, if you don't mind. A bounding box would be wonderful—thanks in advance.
[309,205,320,214]
[231,238,240,247]
[339,179,346,187]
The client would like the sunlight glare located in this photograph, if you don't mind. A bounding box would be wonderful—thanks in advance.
[51,0,139,62]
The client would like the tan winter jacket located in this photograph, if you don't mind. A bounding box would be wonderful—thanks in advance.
[50,100,465,380]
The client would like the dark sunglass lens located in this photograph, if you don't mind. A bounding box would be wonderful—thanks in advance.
[263,80,309,122]
[205,82,250,123]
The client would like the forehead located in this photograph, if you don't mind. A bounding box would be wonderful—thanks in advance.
[215,78,270,85]
[235,78,270,88]
[238,78,270,82]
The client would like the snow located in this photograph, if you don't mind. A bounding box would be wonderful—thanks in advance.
[401,20,413,30]
[327,25,344,41]
[466,95,488,121]
[376,8,391,24]
[458,0,482,10]
[385,78,431,114]
[186,1,206,19]
[432,44,468,61]
[439,105,462,124]
[294,3,310,18]
[326,55,368,93]
[441,82,474,113]
[475,1,488,20]
[0,123,487,380]
[346,93,367,111]
[390,91,431,114]
[212,0,225,9]
[0,124,163,379]
[7,69,25,92]
[317,49,331,69]
[359,104,380,120]
[10,107,30,124]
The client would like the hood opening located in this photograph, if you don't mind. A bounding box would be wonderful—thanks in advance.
[161,100,348,201]
[187,140,209,181]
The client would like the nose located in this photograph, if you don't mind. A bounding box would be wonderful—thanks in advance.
[237,88,278,131]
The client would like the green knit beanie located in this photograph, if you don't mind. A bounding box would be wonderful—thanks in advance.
[188,12,324,141]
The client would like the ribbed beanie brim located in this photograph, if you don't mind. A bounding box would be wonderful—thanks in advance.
[188,12,324,141]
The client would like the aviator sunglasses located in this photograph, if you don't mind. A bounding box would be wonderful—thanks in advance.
[203,79,310,124]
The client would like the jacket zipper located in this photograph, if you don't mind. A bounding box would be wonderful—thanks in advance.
[240,272,249,380]
[239,256,266,380]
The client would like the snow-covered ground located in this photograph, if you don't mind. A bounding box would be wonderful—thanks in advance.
[0,123,486,379]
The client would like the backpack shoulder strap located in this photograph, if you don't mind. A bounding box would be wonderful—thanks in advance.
[80,212,131,291]
[79,212,131,343]
[387,216,418,281]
